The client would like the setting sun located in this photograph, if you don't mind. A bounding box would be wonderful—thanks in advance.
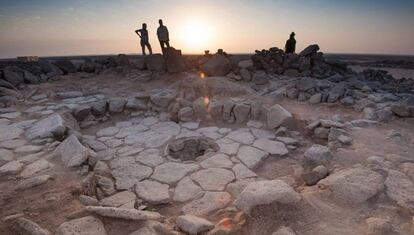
[180,20,211,51]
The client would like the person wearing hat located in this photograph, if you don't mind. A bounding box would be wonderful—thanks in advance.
[285,32,296,53]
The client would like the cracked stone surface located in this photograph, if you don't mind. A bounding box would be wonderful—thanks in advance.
[151,162,200,184]
[173,177,203,202]
[135,148,164,167]
[111,163,153,190]
[236,146,268,169]
[135,180,170,204]
[253,139,289,156]
[190,168,235,191]
[200,153,233,169]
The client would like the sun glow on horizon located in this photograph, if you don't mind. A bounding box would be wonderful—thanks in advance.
[180,20,212,51]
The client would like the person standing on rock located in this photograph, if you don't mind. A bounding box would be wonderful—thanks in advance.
[157,19,170,54]
[135,23,153,56]
[285,32,296,54]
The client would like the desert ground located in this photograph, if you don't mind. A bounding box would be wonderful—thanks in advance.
[0,47,414,235]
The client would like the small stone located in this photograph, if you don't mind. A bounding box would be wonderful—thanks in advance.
[19,159,53,178]
[0,160,23,175]
[96,127,119,137]
[176,214,214,235]
[85,206,163,221]
[15,175,52,191]
[79,195,99,206]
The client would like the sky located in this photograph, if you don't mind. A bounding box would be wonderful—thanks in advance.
[0,0,414,58]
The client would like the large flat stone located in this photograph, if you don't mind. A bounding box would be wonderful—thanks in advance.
[151,162,199,184]
[226,129,255,145]
[173,177,203,202]
[135,180,170,204]
[200,153,233,169]
[135,148,164,167]
[190,168,235,191]
[111,163,153,190]
[236,146,268,169]
[253,139,288,156]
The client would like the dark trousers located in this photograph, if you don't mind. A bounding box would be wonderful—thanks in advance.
[159,40,170,54]
[141,40,152,56]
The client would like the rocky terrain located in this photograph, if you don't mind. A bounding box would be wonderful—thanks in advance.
[0,45,414,235]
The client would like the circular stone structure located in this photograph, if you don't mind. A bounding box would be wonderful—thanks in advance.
[168,137,219,161]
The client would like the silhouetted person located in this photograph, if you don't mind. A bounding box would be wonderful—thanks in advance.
[285,32,296,54]
[135,23,152,56]
[157,19,170,54]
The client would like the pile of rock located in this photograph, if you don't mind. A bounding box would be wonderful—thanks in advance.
[251,44,336,78]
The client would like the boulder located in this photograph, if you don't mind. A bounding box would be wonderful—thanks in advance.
[252,71,269,85]
[108,98,126,113]
[164,47,186,73]
[299,44,320,57]
[266,104,293,129]
[234,180,301,214]
[178,107,194,122]
[233,103,251,123]
[54,59,77,74]
[391,96,414,117]
[54,134,95,167]
[11,217,52,235]
[150,89,177,109]
[240,68,251,81]
[327,84,346,103]
[303,144,332,168]
[23,70,40,84]
[81,61,96,73]
[176,215,214,235]
[55,216,107,235]
[238,59,254,69]
[318,166,384,204]
[384,170,414,212]
[200,54,232,76]
[296,77,316,92]
[3,66,24,86]
[25,113,79,140]
[145,54,165,71]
